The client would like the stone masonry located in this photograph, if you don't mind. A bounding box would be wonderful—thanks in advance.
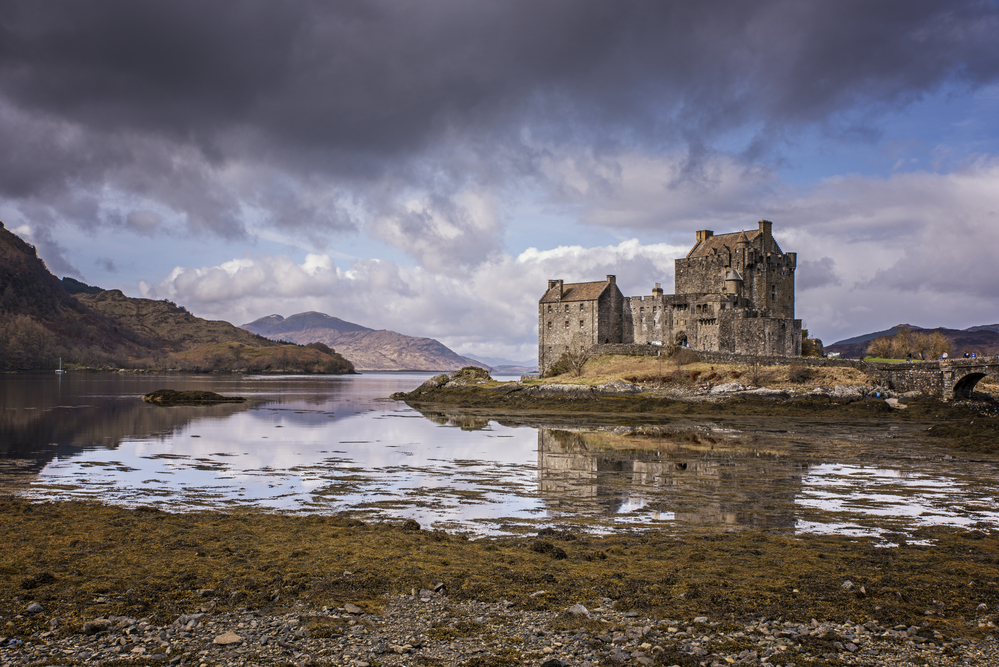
[539,221,801,373]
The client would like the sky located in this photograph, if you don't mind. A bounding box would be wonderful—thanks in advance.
[1,1,998,363]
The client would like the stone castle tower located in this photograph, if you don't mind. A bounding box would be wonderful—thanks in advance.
[539,220,801,372]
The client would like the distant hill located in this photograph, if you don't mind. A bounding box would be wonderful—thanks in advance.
[826,324,999,359]
[242,312,487,371]
[0,221,353,373]
[76,289,273,352]
[0,221,148,368]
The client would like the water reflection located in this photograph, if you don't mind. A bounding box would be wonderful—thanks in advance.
[2,373,999,539]
[538,427,807,529]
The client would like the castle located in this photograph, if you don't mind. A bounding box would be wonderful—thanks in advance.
[538,220,801,373]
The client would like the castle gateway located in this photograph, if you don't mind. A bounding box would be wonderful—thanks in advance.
[538,220,801,373]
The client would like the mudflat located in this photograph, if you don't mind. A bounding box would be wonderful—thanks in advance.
[2,498,999,665]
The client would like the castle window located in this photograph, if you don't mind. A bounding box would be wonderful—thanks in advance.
[640,306,644,313]
[579,303,584,311]
[547,305,552,313]
[579,320,584,328]
[564,320,569,328]
[565,304,570,312]
[547,321,552,329]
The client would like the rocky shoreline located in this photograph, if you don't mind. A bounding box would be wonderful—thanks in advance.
[5,589,998,667]
[4,498,999,666]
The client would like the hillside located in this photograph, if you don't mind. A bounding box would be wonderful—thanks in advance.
[0,222,147,368]
[826,324,999,359]
[0,222,353,373]
[75,290,272,352]
[242,312,486,371]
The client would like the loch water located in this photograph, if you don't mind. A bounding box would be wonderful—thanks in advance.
[1,372,997,541]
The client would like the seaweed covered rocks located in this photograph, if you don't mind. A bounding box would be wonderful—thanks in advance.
[142,389,246,406]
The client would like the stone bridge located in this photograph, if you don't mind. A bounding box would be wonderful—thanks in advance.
[864,357,999,400]
[588,344,999,400]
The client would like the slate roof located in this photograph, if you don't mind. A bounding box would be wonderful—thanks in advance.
[686,229,783,258]
[540,280,612,303]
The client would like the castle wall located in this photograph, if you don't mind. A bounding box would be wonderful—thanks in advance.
[675,253,729,296]
[626,294,668,344]
[540,222,801,371]
[538,280,624,372]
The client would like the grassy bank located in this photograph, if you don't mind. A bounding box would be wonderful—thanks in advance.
[2,498,998,645]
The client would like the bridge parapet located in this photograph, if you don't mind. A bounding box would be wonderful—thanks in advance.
[586,345,998,400]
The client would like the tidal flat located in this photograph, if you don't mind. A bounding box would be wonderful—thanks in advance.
[3,497,999,666]
[4,371,999,665]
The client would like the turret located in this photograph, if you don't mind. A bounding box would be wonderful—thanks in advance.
[724,269,743,297]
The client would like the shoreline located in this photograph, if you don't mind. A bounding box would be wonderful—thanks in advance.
[2,498,998,666]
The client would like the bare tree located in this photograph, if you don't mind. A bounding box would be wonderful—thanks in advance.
[565,347,590,377]
[911,332,931,360]
[929,331,952,359]
[866,336,894,359]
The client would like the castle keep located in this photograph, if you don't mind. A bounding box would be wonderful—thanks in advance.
[538,220,801,372]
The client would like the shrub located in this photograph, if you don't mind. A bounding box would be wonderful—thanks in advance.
[544,349,589,378]
[787,362,813,383]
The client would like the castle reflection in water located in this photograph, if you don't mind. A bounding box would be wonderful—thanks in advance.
[537,427,809,529]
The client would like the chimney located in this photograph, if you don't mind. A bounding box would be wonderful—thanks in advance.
[695,230,714,244]
[652,282,663,297]
[548,279,564,300]
[758,220,772,250]
[606,275,616,285]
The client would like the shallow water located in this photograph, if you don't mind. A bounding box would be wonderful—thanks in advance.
[1,372,997,539]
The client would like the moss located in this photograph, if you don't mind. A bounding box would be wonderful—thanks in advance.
[2,498,998,642]
[141,389,246,405]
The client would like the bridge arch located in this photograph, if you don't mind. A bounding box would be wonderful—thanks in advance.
[952,372,988,399]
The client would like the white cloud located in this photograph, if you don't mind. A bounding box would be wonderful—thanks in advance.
[134,154,999,353]
[140,239,686,360]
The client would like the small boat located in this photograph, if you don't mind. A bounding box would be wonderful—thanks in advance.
[55,358,64,375]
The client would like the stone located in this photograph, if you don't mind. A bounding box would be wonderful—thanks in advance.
[596,381,641,394]
[344,603,363,614]
[710,382,745,394]
[212,631,242,645]
[841,580,854,590]
[26,602,43,614]
[83,619,112,635]
[693,616,709,624]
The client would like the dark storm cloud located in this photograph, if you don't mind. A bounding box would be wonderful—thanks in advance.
[1,0,997,238]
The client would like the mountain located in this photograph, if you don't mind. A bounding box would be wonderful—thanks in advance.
[241,312,487,371]
[0,222,353,373]
[242,311,372,338]
[826,324,999,359]
[76,289,273,352]
[0,221,148,368]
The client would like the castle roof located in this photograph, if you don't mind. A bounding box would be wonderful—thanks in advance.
[686,229,783,258]
[539,280,614,303]
[687,230,759,258]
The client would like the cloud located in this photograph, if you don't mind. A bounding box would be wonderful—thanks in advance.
[7,222,80,278]
[139,239,687,359]
[796,257,841,291]
[1,1,996,251]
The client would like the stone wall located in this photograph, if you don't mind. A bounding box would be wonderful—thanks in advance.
[584,347,998,399]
